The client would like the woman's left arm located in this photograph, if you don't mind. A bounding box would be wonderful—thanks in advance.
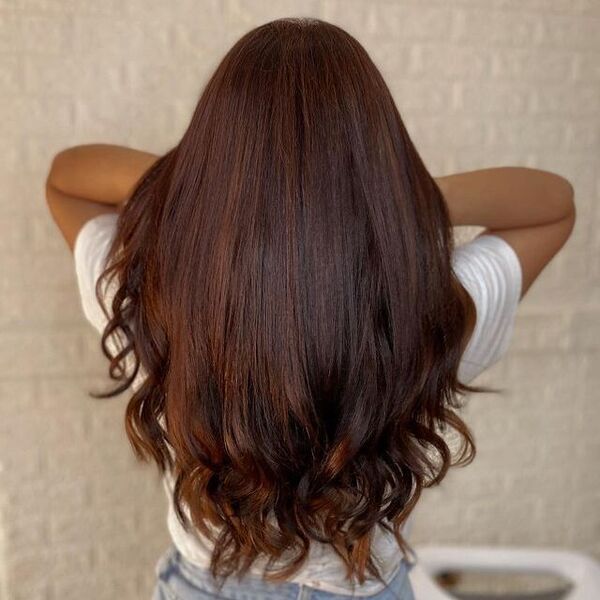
[45,143,159,252]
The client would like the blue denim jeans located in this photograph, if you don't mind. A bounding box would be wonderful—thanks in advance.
[152,544,416,599]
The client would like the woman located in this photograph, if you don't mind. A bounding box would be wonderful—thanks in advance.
[45,16,576,600]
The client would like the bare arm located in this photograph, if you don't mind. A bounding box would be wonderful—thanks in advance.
[436,166,576,299]
[45,144,160,252]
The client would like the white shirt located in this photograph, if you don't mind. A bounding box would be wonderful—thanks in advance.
[74,212,522,596]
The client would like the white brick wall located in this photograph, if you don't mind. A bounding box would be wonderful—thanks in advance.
[1,1,598,598]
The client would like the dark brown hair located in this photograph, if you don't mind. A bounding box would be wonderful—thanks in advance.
[91,16,497,591]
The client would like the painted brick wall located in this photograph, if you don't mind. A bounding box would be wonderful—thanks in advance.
[1,1,598,598]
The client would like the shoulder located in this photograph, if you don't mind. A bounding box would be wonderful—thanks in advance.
[74,212,120,262]
[73,212,120,335]
[452,233,523,384]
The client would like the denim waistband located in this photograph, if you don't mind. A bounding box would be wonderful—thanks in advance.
[154,544,416,599]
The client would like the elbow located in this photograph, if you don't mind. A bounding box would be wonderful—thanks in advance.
[552,173,577,221]
[46,151,63,190]
[561,175,576,216]
[563,204,577,241]
[511,166,577,222]
[45,149,72,208]
[557,192,577,249]
[561,178,576,237]
[46,146,77,191]
[45,156,63,205]
[543,170,577,226]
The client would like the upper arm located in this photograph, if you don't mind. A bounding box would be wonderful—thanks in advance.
[477,183,576,300]
[47,144,159,205]
[453,181,576,386]
[45,183,119,253]
[45,144,159,253]
[453,234,524,384]
[72,212,120,335]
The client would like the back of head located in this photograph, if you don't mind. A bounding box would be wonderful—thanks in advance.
[94,16,485,589]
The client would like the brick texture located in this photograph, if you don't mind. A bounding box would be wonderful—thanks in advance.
[1,0,598,598]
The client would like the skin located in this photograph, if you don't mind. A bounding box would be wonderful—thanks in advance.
[45,145,576,305]
[436,167,576,300]
[45,144,159,252]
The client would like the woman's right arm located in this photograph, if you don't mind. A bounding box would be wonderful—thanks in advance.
[435,166,576,300]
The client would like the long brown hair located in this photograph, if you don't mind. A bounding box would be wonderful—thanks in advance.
[91,17,497,591]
